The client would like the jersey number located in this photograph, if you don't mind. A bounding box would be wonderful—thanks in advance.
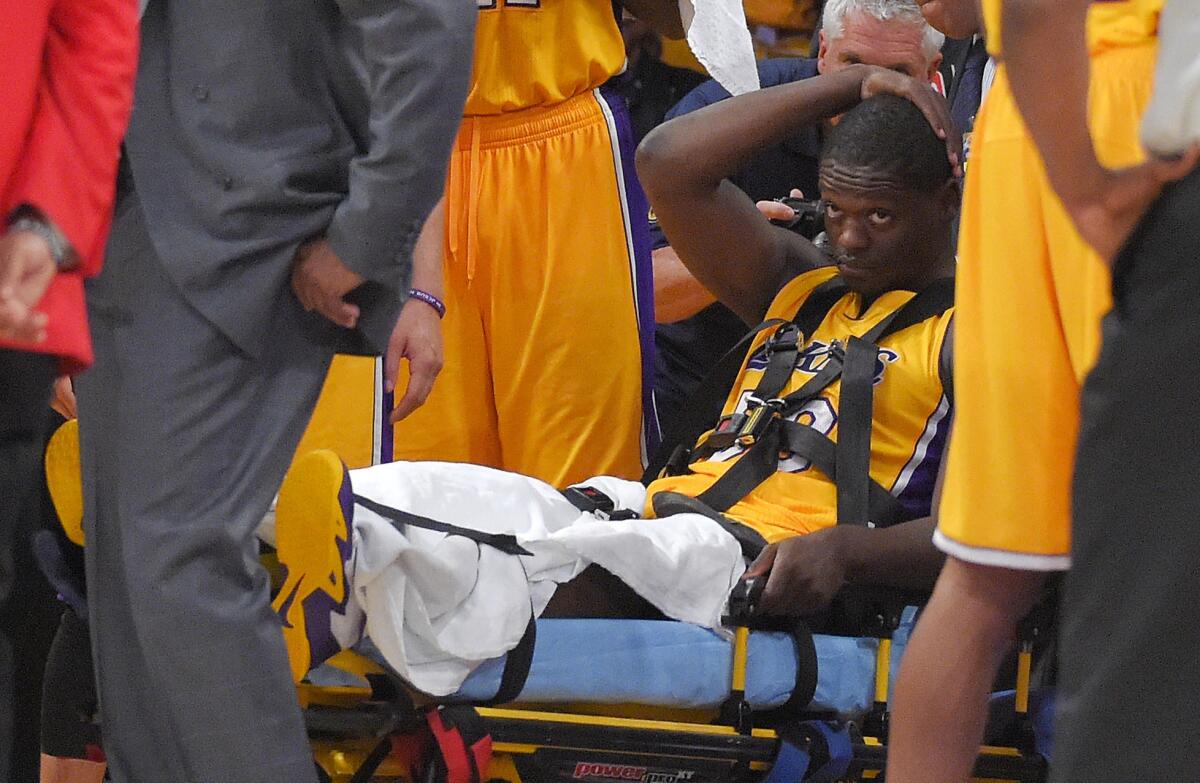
[477,0,541,8]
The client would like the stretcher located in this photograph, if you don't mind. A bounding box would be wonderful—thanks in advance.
[300,582,1052,783]
[39,420,1052,783]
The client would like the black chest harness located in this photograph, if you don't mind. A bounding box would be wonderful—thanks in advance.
[643,276,954,540]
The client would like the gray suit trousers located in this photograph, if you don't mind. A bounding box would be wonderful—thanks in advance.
[75,194,334,782]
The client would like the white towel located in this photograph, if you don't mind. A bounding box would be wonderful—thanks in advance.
[346,461,745,696]
[678,0,760,96]
[1141,0,1200,156]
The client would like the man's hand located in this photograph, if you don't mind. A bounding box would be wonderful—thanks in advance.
[1064,149,1200,263]
[291,238,366,329]
[755,188,807,221]
[860,67,962,177]
[743,527,851,616]
[385,296,444,423]
[0,229,55,343]
[51,375,77,419]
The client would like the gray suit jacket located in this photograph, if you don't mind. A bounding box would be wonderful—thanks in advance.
[124,0,475,357]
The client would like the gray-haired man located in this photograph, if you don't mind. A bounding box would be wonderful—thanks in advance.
[74,2,475,781]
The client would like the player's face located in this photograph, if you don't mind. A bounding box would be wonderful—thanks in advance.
[915,0,982,39]
[818,160,953,299]
[818,12,941,83]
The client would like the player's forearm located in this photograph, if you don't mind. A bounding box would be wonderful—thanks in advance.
[887,559,1045,783]
[637,66,866,201]
[409,197,446,299]
[653,246,716,322]
[1002,0,1102,205]
[838,517,944,592]
[621,0,685,38]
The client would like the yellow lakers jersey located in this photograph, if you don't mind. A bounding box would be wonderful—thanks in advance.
[646,268,954,543]
[982,0,1160,58]
[467,0,627,115]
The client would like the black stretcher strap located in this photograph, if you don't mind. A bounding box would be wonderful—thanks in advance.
[834,336,877,525]
[696,426,785,513]
[652,490,769,560]
[353,495,533,557]
[743,279,851,406]
[481,618,536,706]
[683,278,954,525]
[780,422,908,528]
[641,318,786,484]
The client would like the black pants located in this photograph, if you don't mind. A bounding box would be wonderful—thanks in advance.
[0,349,58,781]
[41,608,101,761]
[1054,166,1200,782]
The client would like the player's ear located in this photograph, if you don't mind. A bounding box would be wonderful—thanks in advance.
[936,178,961,223]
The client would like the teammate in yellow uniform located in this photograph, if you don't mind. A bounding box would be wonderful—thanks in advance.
[390,1,685,488]
[888,3,1162,781]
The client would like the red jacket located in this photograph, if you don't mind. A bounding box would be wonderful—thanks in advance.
[0,0,138,372]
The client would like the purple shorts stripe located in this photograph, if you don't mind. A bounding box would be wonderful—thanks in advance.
[597,85,662,455]
[379,388,394,463]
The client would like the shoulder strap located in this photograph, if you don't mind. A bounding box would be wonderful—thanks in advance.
[641,277,849,485]
[791,277,850,340]
[831,278,954,525]
[875,277,955,343]
[641,318,785,484]
[834,336,877,526]
[683,278,954,522]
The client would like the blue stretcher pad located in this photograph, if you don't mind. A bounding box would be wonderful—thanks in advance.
[401,610,915,717]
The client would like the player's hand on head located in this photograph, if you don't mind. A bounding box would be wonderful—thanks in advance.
[746,528,850,616]
[0,228,55,343]
[385,294,444,423]
[860,66,962,177]
[290,238,365,329]
[1068,146,1200,264]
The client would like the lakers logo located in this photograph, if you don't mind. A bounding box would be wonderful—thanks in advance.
[748,339,899,385]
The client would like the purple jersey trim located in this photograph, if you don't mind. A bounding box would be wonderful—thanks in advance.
[893,396,951,519]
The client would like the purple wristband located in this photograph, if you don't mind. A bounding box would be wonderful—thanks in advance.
[408,288,446,319]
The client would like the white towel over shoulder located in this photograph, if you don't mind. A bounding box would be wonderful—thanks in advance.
[347,461,745,696]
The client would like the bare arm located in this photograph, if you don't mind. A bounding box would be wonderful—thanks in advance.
[888,559,1045,783]
[387,198,446,422]
[621,0,685,38]
[653,245,717,323]
[744,515,945,615]
[1002,0,1199,261]
[636,67,869,325]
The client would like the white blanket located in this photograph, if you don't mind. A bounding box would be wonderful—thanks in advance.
[345,462,745,696]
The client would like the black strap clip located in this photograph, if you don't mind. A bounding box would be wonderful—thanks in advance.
[764,323,800,354]
[735,395,784,447]
[701,411,748,452]
[560,485,638,521]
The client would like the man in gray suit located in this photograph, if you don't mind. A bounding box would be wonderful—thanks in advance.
[73,2,475,781]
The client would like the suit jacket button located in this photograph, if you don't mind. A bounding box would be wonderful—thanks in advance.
[193,85,210,102]
[221,177,233,190]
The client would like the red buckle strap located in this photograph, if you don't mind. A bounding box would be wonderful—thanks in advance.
[426,707,493,783]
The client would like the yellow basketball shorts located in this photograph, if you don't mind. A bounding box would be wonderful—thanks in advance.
[391,88,657,488]
[295,355,388,470]
[935,45,1156,570]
